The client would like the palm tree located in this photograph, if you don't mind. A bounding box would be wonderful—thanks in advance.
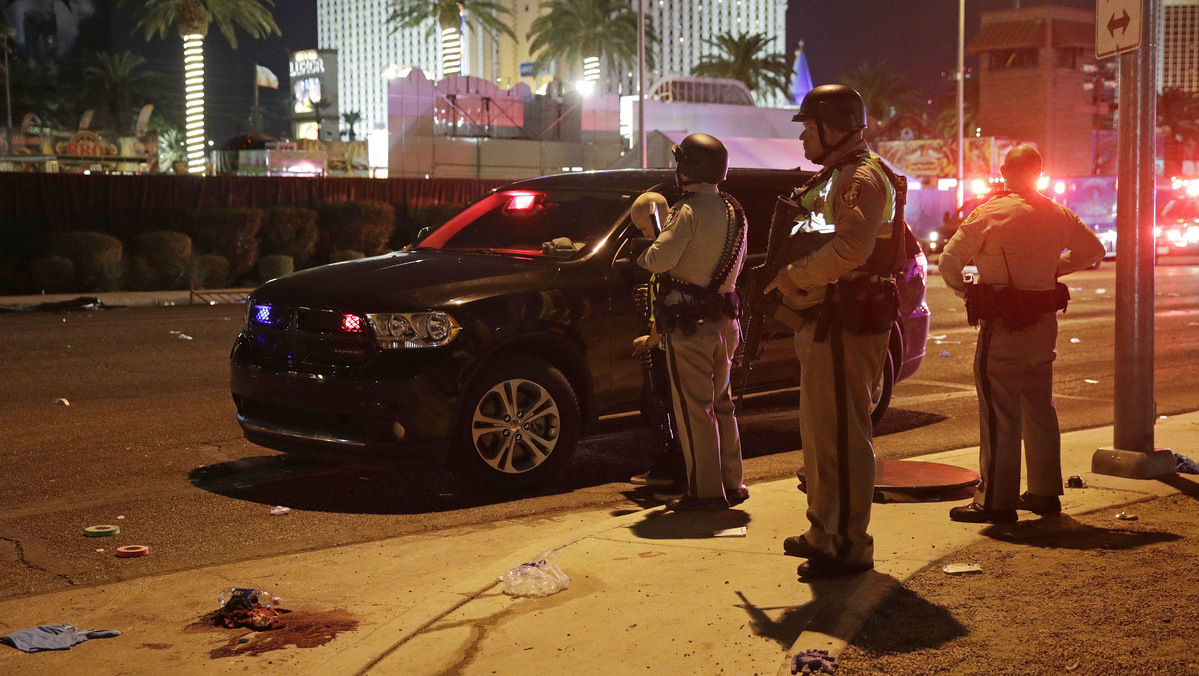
[386,0,515,78]
[526,0,649,94]
[840,60,921,125]
[341,110,362,141]
[120,0,281,174]
[83,51,162,134]
[690,32,790,104]
[930,76,978,140]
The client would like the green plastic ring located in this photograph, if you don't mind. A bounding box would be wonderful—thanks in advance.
[83,525,120,537]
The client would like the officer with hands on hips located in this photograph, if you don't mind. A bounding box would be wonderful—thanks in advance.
[633,133,748,511]
[765,84,899,578]
[939,144,1105,524]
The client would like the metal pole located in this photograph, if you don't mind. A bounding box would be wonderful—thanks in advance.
[956,0,965,209]
[3,38,12,129]
[638,0,647,168]
[1093,0,1175,478]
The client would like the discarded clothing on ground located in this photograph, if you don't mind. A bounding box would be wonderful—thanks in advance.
[215,595,285,631]
[1,623,120,652]
[1177,453,1199,475]
[791,648,838,674]
[0,296,106,313]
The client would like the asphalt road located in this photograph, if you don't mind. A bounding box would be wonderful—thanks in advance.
[1,261,1197,600]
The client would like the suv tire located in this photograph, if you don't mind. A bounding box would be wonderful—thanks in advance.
[451,354,580,491]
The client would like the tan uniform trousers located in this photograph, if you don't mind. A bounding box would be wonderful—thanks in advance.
[795,316,888,567]
[973,313,1061,511]
[661,317,744,500]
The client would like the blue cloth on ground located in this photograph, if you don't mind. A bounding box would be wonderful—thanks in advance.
[2,623,120,652]
[1176,453,1199,475]
[791,648,839,674]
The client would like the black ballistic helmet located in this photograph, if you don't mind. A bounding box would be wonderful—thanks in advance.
[672,133,729,184]
[792,84,867,133]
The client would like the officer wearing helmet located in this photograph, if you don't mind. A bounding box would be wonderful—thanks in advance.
[765,84,902,577]
[632,132,748,511]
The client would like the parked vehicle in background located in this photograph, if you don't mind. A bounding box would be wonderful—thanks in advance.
[229,169,930,491]
[1156,195,1199,257]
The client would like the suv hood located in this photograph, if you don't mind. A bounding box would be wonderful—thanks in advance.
[250,250,559,310]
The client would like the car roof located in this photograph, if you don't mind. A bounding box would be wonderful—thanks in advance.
[501,167,813,194]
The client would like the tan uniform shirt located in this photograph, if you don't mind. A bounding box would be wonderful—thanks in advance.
[939,189,1106,297]
[637,185,744,294]
[780,140,891,307]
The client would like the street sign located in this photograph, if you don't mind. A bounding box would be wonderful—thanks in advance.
[1096,0,1142,58]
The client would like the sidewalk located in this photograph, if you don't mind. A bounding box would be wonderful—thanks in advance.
[0,408,1194,675]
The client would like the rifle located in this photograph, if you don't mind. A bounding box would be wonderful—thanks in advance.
[735,196,803,392]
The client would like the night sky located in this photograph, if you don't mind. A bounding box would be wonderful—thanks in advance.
[101,0,1095,145]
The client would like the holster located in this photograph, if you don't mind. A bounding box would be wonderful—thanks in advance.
[838,277,900,336]
[652,277,741,336]
[966,282,1070,329]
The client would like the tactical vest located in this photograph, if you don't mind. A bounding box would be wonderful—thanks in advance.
[652,192,746,335]
[789,151,901,279]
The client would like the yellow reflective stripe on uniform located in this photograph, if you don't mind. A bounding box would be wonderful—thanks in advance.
[794,153,895,236]
[822,155,895,231]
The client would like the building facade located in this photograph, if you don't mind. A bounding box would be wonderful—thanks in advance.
[967,5,1096,177]
[316,0,789,138]
[1162,0,1199,93]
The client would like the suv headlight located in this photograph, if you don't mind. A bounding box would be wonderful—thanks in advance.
[366,311,462,349]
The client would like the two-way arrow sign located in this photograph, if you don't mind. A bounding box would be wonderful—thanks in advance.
[1096,0,1142,59]
[1107,9,1131,37]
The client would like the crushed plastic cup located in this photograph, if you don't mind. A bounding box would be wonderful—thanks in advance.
[269,506,291,516]
[1115,511,1138,521]
[499,552,570,597]
[943,563,983,575]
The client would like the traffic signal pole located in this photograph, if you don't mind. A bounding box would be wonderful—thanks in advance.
[1092,0,1175,479]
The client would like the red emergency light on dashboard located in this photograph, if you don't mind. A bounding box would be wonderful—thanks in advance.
[505,192,540,212]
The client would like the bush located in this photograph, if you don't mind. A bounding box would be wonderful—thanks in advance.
[189,208,263,281]
[44,231,122,292]
[127,231,192,290]
[319,201,396,256]
[30,255,75,293]
[396,203,466,248]
[256,254,294,283]
[192,254,230,289]
[261,207,319,267]
[329,250,365,264]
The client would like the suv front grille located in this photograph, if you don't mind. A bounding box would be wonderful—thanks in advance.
[245,304,376,371]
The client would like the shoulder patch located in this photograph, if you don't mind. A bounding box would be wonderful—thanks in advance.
[840,180,863,207]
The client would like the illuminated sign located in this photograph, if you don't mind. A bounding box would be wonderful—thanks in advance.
[290,50,327,78]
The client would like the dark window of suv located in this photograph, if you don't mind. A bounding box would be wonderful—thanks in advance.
[419,189,633,257]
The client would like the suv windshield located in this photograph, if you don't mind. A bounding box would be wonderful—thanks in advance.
[418,189,633,258]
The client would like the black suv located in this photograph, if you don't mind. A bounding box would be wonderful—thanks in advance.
[231,169,930,490]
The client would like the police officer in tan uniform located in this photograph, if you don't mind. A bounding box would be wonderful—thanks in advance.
[940,145,1105,523]
[766,84,900,578]
[635,133,748,511]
